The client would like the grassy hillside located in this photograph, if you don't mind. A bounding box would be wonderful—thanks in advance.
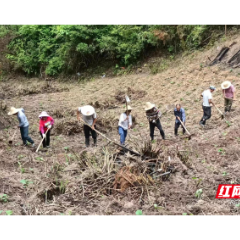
[0,33,240,215]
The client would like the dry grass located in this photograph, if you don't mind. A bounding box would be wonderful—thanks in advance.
[1,33,240,215]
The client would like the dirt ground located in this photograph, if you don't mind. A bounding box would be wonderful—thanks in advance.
[1,34,240,215]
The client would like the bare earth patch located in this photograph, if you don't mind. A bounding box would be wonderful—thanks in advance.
[1,34,240,215]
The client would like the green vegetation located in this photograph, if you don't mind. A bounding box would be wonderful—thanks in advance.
[0,194,9,202]
[0,25,232,76]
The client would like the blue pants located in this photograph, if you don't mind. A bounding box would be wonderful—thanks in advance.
[20,126,34,145]
[118,126,127,145]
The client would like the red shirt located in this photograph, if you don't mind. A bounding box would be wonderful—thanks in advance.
[39,116,54,133]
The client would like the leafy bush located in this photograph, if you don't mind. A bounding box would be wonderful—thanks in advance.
[0,25,238,76]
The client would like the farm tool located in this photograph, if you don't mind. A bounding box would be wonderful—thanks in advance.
[178,118,193,140]
[8,129,17,145]
[125,95,130,114]
[78,118,142,156]
[214,105,224,119]
[36,128,50,152]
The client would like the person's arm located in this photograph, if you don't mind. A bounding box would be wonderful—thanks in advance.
[119,113,124,123]
[40,126,45,134]
[92,118,97,130]
[128,115,132,129]
[209,99,214,106]
[174,109,177,117]
[77,108,81,120]
[50,117,54,126]
[18,113,25,127]
[182,109,186,124]
[47,117,55,129]
[91,112,97,129]
[233,86,236,100]
[39,120,45,134]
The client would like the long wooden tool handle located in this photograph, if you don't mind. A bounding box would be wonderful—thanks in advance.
[36,128,50,153]
[178,118,191,135]
[125,96,129,116]
[78,118,141,156]
[11,129,17,140]
[215,105,224,115]
[9,129,17,143]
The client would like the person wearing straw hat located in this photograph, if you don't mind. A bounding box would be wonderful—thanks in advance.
[77,105,97,147]
[145,102,165,141]
[221,81,236,113]
[38,111,55,148]
[118,106,132,146]
[199,86,215,127]
[8,107,35,147]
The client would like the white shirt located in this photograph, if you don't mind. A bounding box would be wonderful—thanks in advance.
[78,107,97,125]
[118,113,132,130]
[202,89,212,107]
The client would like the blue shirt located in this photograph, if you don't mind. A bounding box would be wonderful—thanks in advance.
[17,108,29,127]
[174,108,186,123]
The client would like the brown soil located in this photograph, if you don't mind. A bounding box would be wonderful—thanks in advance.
[1,34,240,215]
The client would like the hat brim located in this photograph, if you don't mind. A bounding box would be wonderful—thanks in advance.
[8,108,20,115]
[81,106,95,116]
[125,106,132,111]
[221,81,231,90]
[39,114,49,118]
[145,104,155,111]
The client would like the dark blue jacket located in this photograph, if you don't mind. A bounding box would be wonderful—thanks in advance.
[174,108,186,123]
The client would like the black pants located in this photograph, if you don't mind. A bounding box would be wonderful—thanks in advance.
[39,130,51,147]
[200,106,211,125]
[149,119,165,140]
[84,125,97,146]
[175,122,185,135]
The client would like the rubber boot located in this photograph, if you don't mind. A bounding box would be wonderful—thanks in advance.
[161,132,165,140]
[174,128,178,136]
[93,138,97,147]
[85,138,90,147]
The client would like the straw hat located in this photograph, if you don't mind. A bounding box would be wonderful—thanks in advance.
[39,111,50,118]
[125,105,132,111]
[145,102,155,111]
[8,107,20,115]
[221,81,231,90]
[81,105,95,116]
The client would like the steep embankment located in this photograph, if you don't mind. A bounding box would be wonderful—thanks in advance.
[1,34,240,215]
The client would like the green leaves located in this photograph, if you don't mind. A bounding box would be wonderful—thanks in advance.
[20,179,33,187]
[0,194,9,202]
[135,210,143,215]
[6,25,161,76]
[195,189,203,199]
[6,210,13,216]
[3,25,223,76]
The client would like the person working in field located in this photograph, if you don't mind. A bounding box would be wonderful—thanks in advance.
[8,107,35,147]
[145,102,165,140]
[38,111,54,148]
[174,104,186,136]
[221,81,236,114]
[118,106,132,146]
[199,86,215,128]
[77,105,97,147]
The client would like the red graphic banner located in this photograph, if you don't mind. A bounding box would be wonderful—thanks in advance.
[216,185,240,198]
